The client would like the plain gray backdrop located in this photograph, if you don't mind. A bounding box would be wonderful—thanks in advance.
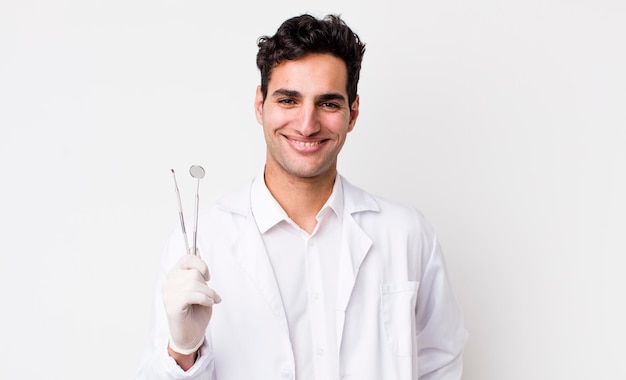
[1,1,625,379]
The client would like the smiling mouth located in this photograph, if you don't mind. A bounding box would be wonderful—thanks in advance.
[285,137,328,153]
[292,140,322,147]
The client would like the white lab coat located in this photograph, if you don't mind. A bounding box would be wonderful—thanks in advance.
[136,175,468,380]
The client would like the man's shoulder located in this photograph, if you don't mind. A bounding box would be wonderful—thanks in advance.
[216,179,253,213]
[340,175,420,211]
[340,175,428,226]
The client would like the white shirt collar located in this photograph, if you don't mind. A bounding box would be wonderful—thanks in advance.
[251,167,344,234]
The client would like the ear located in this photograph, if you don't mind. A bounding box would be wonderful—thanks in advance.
[348,95,360,132]
[254,86,264,125]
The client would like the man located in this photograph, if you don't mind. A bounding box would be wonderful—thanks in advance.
[136,14,468,380]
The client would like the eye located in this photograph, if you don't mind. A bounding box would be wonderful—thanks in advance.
[278,98,296,105]
[321,102,340,109]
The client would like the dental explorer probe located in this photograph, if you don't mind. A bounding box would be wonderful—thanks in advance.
[171,169,191,255]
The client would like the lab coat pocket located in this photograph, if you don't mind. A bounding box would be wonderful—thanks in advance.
[380,281,420,357]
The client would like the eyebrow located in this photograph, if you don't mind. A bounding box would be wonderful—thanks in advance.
[271,88,301,98]
[271,88,347,103]
[317,93,346,103]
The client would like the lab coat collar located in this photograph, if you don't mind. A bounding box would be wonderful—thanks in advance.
[339,175,380,215]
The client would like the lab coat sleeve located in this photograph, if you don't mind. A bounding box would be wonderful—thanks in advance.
[135,339,215,380]
[415,231,468,380]
[135,230,217,380]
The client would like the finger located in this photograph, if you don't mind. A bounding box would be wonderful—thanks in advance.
[207,287,222,304]
[183,283,221,306]
[176,253,210,281]
[166,284,218,309]
[190,282,221,303]
[180,281,221,304]
[165,269,206,291]
[183,291,219,308]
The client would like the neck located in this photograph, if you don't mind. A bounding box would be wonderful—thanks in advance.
[264,165,336,234]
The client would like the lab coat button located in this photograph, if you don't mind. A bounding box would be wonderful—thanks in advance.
[280,369,293,379]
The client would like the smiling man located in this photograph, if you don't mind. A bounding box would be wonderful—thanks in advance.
[257,52,359,234]
[137,14,468,380]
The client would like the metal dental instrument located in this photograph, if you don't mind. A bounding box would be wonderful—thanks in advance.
[189,165,205,257]
[171,169,191,255]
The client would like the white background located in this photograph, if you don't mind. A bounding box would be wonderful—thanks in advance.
[1,1,625,379]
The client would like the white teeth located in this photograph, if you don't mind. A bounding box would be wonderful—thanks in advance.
[293,140,320,147]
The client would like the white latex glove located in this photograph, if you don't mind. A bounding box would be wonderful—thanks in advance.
[162,253,221,355]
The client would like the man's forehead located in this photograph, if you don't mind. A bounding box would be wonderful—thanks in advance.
[267,54,349,96]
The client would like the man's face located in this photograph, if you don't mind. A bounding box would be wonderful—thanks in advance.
[255,53,359,182]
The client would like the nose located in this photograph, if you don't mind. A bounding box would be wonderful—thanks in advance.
[296,103,321,136]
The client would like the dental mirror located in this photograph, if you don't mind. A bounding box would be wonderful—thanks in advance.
[190,165,205,256]
[190,165,205,179]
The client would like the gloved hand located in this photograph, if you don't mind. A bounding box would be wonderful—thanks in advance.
[162,253,222,355]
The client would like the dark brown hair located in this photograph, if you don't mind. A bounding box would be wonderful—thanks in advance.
[256,14,366,106]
